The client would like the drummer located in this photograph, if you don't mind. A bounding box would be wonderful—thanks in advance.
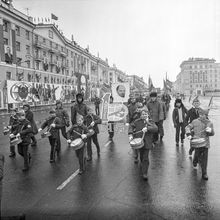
[9,110,33,171]
[128,109,158,180]
[38,109,62,163]
[67,113,92,175]
[84,107,102,161]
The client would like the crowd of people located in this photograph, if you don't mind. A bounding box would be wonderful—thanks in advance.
[3,91,215,182]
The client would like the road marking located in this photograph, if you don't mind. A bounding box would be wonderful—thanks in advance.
[104,140,112,147]
[57,169,79,190]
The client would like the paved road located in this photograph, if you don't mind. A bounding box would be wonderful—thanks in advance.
[0,99,220,219]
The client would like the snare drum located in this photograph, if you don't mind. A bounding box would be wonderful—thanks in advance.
[129,138,144,149]
[70,138,84,150]
[41,131,51,138]
[191,138,206,146]
[10,137,22,145]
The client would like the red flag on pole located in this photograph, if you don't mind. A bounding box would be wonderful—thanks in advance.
[51,13,58,21]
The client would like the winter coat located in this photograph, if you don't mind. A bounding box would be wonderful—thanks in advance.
[25,109,38,134]
[185,107,200,124]
[94,97,101,106]
[67,124,92,142]
[8,114,19,133]
[84,113,101,134]
[172,106,188,127]
[12,119,33,145]
[146,100,163,122]
[71,103,88,125]
[127,103,137,123]
[186,118,214,148]
[128,118,158,149]
[41,116,62,139]
[160,101,167,120]
[55,107,70,127]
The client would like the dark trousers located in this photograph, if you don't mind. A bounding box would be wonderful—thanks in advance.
[75,146,85,171]
[48,137,59,160]
[153,122,159,142]
[17,143,29,168]
[158,120,164,137]
[175,122,185,143]
[31,135,37,146]
[87,133,100,158]
[10,145,15,154]
[95,105,100,116]
[139,148,150,176]
[60,126,67,139]
[108,122,114,139]
[194,147,208,175]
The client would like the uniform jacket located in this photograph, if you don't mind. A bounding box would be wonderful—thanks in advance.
[12,119,33,145]
[25,109,38,134]
[185,107,200,124]
[146,100,164,122]
[71,103,88,125]
[84,113,101,134]
[186,118,214,148]
[9,114,19,133]
[67,124,92,142]
[41,116,62,139]
[172,106,188,126]
[128,118,158,149]
[55,106,70,127]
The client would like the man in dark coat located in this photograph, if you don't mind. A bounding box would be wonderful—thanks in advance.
[23,104,38,147]
[71,93,88,125]
[55,100,70,139]
[94,95,101,116]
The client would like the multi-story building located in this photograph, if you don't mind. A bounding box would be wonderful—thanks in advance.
[175,58,220,96]
[127,75,148,96]
[108,65,127,85]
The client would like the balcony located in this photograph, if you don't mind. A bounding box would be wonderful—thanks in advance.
[61,63,69,69]
[50,60,57,65]
[34,54,43,61]
[34,41,43,49]
[48,47,57,53]
[60,51,67,57]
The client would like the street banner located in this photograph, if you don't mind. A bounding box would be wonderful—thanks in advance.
[101,93,111,122]
[7,80,75,104]
[111,82,130,103]
[107,103,128,122]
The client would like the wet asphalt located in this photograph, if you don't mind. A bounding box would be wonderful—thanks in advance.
[0,99,220,219]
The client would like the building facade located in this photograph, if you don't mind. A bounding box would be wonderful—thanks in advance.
[175,58,220,96]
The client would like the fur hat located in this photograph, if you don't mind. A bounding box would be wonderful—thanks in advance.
[17,110,25,117]
[150,92,157,97]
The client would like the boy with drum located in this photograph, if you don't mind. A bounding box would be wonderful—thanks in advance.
[186,108,214,180]
[128,109,158,180]
[9,110,33,171]
[67,113,92,174]
[84,107,102,161]
[38,109,62,163]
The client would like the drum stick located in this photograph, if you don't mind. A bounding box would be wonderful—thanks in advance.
[72,130,82,136]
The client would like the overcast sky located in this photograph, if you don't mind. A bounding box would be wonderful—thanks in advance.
[14,0,220,87]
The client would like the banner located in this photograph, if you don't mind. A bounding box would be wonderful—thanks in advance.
[7,80,75,104]
[107,103,128,122]
[111,82,130,103]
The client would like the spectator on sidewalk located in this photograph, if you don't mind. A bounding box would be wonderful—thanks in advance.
[94,95,101,116]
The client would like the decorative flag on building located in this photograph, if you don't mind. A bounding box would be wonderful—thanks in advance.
[51,13,58,21]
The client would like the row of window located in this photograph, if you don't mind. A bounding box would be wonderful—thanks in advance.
[189,64,213,69]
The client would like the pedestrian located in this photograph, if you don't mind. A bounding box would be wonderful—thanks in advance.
[94,95,101,116]
[127,96,137,124]
[38,109,62,163]
[0,154,4,218]
[23,104,38,147]
[71,93,88,125]
[10,110,33,171]
[146,92,163,144]
[157,95,166,141]
[128,109,158,180]
[172,98,188,146]
[108,95,115,141]
[55,100,70,140]
[185,97,201,156]
[186,108,214,180]
[84,107,102,161]
[67,113,92,174]
[7,108,19,157]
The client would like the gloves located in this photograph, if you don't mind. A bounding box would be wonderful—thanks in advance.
[50,123,56,128]
[129,135,133,141]
[142,127,148,133]
[8,126,12,129]
[81,134,87,139]
[38,128,42,132]
[90,121,95,127]
[67,139,71,144]
[206,127,212,133]
[187,135,192,140]
[125,123,129,126]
